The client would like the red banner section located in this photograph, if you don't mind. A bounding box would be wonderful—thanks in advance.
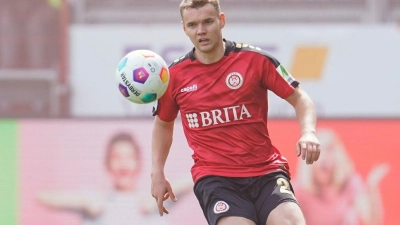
[269,119,399,225]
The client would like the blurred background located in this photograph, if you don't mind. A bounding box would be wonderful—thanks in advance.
[0,0,399,225]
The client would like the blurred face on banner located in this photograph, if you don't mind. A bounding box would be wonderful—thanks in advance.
[312,143,335,186]
[107,140,140,191]
[309,129,353,189]
[181,2,225,56]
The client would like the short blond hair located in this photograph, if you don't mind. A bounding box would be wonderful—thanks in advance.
[179,0,221,19]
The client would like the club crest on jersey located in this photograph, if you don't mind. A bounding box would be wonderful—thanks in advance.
[226,72,243,90]
[214,201,230,214]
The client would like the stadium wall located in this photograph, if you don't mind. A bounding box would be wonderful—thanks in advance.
[69,24,400,118]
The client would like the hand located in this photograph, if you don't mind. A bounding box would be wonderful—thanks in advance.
[367,164,390,190]
[296,131,321,165]
[151,173,177,216]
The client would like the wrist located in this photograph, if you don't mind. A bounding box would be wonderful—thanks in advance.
[301,129,316,135]
[151,169,165,178]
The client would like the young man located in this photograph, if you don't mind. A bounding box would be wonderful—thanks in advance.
[151,0,321,225]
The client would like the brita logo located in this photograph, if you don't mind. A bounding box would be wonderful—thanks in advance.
[185,104,251,128]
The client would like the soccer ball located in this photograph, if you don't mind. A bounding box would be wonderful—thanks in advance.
[115,50,170,104]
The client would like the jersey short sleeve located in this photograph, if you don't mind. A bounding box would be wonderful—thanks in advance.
[261,52,299,99]
[153,67,180,122]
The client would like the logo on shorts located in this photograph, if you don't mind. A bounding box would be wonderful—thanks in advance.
[226,72,243,89]
[213,201,230,214]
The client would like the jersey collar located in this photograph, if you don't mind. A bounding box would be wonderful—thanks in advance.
[189,39,235,62]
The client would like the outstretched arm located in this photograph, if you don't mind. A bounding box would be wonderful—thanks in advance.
[36,191,103,218]
[151,116,177,216]
[285,87,320,164]
[356,164,390,225]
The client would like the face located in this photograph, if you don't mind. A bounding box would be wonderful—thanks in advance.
[182,3,225,55]
[312,142,335,186]
[107,141,139,191]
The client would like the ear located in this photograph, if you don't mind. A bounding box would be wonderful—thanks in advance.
[182,21,187,34]
[219,12,226,29]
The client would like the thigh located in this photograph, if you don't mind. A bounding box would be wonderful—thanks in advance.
[194,176,258,225]
[254,173,299,225]
[218,216,256,225]
[266,201,305,225]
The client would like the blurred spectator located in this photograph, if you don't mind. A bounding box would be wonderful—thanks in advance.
[36,132,192,225]
[0,0,60,68]
[293,129,389,225]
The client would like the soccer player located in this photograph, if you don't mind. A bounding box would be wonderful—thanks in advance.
[151,1,321,225]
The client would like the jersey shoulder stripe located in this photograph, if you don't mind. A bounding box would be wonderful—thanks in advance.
[233,43,280,68]
[169,53,191,69]
[233,41,299,88]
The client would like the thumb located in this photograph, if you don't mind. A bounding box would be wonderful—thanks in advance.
[168,186,177,202]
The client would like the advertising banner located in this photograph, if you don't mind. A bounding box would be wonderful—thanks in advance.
[0,119,398,225]
[0,120,18,225]
[69,24,400,118]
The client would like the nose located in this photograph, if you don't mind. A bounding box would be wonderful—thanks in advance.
[197,24,206,35]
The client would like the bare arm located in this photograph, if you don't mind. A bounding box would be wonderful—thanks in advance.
[151,116,177,216]
[36,191,103,217]
[285,87,320,164]
[356,164,389,225]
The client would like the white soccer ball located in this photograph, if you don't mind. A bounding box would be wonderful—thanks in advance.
[115,50,170,104]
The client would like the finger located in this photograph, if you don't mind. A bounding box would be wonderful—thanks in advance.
[163,193,170,201]
[163,206,169,214]
[157,196,164,216]
[168,186,177,202]
[308,144,317,164]
[301,142,307,161]
[313,144,321,163]
[296,142,301,157]
[306,145,313,165]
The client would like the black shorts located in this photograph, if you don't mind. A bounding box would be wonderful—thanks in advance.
[193,171,298,225]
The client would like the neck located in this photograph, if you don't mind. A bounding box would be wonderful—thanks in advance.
[195,39,226,64]
[115,184,136,193]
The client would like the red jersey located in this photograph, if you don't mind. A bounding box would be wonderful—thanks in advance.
[154,39,299,183]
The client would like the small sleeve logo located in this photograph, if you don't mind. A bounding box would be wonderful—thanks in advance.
[276,65,295,84]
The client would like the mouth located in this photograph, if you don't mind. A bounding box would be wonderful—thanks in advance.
[199,38,210,45]
[118,169,131,177]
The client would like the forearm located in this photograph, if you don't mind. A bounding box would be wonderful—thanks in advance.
[356,190,383,225]
[151,117,174,175]
[367,188,384,225]
[293,90,317,135]
[37,191,85,211]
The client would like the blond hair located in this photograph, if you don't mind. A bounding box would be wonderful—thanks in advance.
[179,0,221,18]
[296,128,355,194]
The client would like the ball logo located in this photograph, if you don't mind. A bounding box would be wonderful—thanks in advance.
[213,201,229,214]
[120,72,141,97]
[226,72,243,89]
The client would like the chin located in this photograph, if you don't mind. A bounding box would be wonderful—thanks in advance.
[115,184,135,191]
[115,181,134,190]
[197,44,213,52]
